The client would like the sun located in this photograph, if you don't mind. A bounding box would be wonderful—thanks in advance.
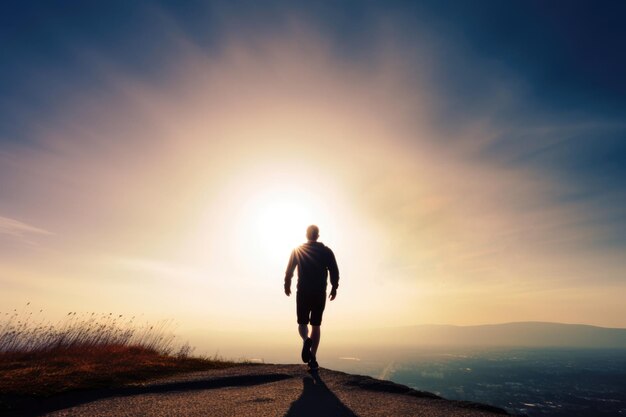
[253,200,312,250]
[209,165,343,276]
[230,186,323,268]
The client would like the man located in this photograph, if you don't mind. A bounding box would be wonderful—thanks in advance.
[284,225,339,370]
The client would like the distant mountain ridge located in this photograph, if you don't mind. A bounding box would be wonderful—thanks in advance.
[344,321,626,349]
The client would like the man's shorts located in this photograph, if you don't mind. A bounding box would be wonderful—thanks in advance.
[296,291,326,326]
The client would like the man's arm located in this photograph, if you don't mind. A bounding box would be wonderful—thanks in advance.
[328,248,339,300]
[284,250,297,296]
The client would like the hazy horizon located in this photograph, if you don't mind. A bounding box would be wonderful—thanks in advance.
[2,1,626,345]
[183,320,626,366]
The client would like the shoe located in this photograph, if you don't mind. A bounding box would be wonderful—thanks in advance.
[308,357,319,371]
[301,338,312,363]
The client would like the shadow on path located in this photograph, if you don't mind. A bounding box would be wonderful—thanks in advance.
[284,371,359,417]
[6,373,292,417]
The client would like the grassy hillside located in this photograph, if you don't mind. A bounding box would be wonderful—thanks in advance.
[0,308,240,412]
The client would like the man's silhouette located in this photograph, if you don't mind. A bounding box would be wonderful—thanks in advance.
[284,225,339,370]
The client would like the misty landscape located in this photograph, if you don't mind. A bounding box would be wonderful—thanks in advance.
[329,322,626,349]
[358,347,626,417]
[320,323,626,416]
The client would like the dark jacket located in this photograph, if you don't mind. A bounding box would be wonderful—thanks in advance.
[284,241,339,294]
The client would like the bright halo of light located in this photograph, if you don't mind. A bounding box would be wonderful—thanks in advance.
[253,200,312,253]
[229,185,329,270]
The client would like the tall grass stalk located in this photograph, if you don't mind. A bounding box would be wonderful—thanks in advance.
[0,306,183,356]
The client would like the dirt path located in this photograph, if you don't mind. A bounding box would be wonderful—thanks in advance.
[28,365,508,417]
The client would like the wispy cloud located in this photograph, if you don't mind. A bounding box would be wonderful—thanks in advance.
[111,257,202,281]
[0,215,52,237]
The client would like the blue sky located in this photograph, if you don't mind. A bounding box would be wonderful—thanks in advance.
[0,1,625,329]
[3,0,624,213]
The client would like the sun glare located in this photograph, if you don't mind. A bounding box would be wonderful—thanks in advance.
[223,178,332,272]
[240,191,316,264]
[254,200,311,252]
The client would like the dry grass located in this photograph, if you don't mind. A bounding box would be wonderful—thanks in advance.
[1,308,182,355]
[0,344,233,397]
[0,306,240,405]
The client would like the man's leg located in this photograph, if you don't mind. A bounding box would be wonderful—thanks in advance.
[310,325,321,357]
[308,292,325,367]
[299,324,313,363]
[298,324,309,341]
[297,293,313,363]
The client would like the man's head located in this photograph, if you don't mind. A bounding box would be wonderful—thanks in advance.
[306,225,319,242]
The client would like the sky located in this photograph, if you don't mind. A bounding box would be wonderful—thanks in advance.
[1,0,625,349]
